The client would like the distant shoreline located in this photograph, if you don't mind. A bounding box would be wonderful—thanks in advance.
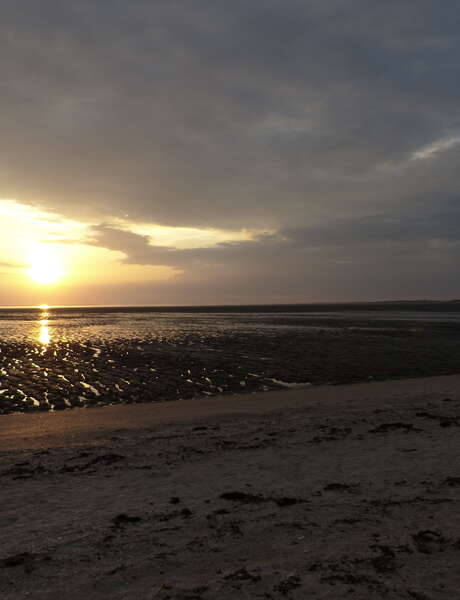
[1,299,460,313]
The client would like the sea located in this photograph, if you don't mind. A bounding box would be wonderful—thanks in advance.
[0,302,460,414]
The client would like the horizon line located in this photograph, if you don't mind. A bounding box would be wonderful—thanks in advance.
[1,299,460,310]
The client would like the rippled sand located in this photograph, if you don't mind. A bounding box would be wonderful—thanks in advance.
[1,309,460,414]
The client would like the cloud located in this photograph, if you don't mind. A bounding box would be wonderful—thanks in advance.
[90,202,460,267]
[0,261,24,269]
[88,223,284,268]
[412,134,460,161]
[1,1,460,300]
[1,1,460,227]
[87,213,460,302]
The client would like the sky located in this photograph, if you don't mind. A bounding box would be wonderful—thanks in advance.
[1,0,459,306]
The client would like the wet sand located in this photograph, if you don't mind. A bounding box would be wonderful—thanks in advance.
[2,313,460,414]
[1,375,460,599]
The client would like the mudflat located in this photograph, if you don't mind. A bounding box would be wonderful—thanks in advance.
[2,309,460,415]
[1,375,460,599]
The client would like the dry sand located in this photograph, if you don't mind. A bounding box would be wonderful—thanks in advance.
[1,375,460,599]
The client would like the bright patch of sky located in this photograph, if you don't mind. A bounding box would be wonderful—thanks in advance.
[412,135,460,161]
[0,199,266,305]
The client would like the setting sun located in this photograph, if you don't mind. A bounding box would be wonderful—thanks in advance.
[28,247,63,285]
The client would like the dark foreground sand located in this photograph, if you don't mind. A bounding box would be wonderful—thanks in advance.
[1,375,460,599]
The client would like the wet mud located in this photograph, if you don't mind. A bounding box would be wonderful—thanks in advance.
[1,314,460,414]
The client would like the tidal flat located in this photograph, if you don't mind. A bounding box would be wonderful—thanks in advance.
[1,308,460,414]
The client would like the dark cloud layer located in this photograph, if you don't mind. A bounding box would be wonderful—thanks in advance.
[1,1,460,300]
[89,217,460,302]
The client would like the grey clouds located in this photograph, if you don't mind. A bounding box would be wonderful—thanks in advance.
[1,1,460,301]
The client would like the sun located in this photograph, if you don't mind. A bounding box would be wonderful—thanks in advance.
[28,247,64,285]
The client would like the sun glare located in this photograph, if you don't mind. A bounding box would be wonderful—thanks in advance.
[28,248,63,285]
[38,319,51,345]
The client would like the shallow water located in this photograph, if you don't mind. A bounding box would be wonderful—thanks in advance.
[1,306,460,344]
[0,305,460,414]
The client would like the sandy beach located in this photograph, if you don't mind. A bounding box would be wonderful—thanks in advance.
[2,0,460,597]
[1,375,460,599]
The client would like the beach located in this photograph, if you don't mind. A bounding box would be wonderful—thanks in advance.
[1,374,460,599]
[2,305,460,416]
[3,1,460,597]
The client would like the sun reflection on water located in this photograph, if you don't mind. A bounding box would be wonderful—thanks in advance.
[38,309,51,344]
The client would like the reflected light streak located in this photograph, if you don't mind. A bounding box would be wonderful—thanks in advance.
[39,320,50,345]
[38,310,51,344]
